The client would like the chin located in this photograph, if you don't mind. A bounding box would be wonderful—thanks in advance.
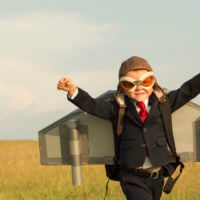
[128,94,147,102]
[134,97,147,102]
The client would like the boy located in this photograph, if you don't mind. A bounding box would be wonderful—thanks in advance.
[57,56,200,200]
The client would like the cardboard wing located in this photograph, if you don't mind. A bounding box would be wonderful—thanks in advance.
[38,91,200,166]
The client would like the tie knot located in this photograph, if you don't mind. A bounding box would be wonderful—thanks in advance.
[136,102,146,110]
[136,102,148,123]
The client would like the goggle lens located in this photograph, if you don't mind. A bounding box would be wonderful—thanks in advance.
[120,81,134,90]
[141,76,155,86]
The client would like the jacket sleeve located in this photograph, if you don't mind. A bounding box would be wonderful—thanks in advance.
[67,87,116,121]
[167,73,200,113]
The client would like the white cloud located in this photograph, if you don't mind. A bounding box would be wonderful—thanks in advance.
[0,83,38,117]
[0,11,117,67]
[0,11,118,125]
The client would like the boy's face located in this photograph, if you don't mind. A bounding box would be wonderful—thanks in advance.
[123,70,154,102]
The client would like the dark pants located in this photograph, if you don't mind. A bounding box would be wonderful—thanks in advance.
[120,170,164,200]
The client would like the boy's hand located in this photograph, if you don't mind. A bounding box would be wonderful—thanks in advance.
[57,78,77,97]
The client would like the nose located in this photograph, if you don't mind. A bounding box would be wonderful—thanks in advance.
[135,84,142,91]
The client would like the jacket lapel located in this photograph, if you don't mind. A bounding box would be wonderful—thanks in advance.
[145,94,159,125]
[125,96,144,126]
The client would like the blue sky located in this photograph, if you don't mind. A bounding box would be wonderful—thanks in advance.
[0,0,199,139]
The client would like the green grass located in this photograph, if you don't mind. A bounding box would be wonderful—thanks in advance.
[0,140,200,200]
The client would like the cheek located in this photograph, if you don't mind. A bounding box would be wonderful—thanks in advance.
[146,88,153,96]
[123,91,134,98]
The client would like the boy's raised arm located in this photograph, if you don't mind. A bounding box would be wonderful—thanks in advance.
[167,73,200,113]
[57,77,116,121]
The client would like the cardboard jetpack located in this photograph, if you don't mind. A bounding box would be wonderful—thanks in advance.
[38,90,200,185]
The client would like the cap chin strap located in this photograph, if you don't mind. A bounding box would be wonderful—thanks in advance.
[114,92,126,136]
[153,90,164,101]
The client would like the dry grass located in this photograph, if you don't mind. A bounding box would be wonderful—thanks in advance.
[0,140,200,200]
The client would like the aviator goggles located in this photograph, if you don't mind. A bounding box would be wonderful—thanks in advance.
[119,71,155,92]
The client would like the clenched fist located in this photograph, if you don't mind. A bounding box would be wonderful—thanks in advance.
[57,77,77,97]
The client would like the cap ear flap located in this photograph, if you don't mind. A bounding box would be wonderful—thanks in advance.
[153,81,166,103]
[115,84,126,107]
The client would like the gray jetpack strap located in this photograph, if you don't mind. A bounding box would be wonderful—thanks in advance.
[159,98,184,194]
[159,100,176,155]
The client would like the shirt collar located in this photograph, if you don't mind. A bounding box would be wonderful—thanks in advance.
[143,98,149,108]
[134,98,149,108]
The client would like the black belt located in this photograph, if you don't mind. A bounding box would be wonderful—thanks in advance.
[122,168,162,179]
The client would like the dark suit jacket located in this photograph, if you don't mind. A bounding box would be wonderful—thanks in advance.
[68,73,200,168]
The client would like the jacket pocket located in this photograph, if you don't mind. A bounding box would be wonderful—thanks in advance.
[120,139,140,150]
[156,137,167,146]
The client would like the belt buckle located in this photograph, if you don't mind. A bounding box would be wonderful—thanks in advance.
[150,171,159,179]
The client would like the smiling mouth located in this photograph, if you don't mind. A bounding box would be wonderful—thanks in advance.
[135,93,145,95]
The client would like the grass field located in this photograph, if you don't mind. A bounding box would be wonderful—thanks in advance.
[0,140,200,200]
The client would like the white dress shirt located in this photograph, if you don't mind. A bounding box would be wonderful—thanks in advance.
[135,99,153,169]
[68,88,78,99]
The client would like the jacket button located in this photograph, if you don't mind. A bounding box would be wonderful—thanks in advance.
[141,144,147,148]
[143,128,147,133]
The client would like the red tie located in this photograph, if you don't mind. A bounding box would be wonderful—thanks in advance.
[136,102,148,122]
[136,102,149,156]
